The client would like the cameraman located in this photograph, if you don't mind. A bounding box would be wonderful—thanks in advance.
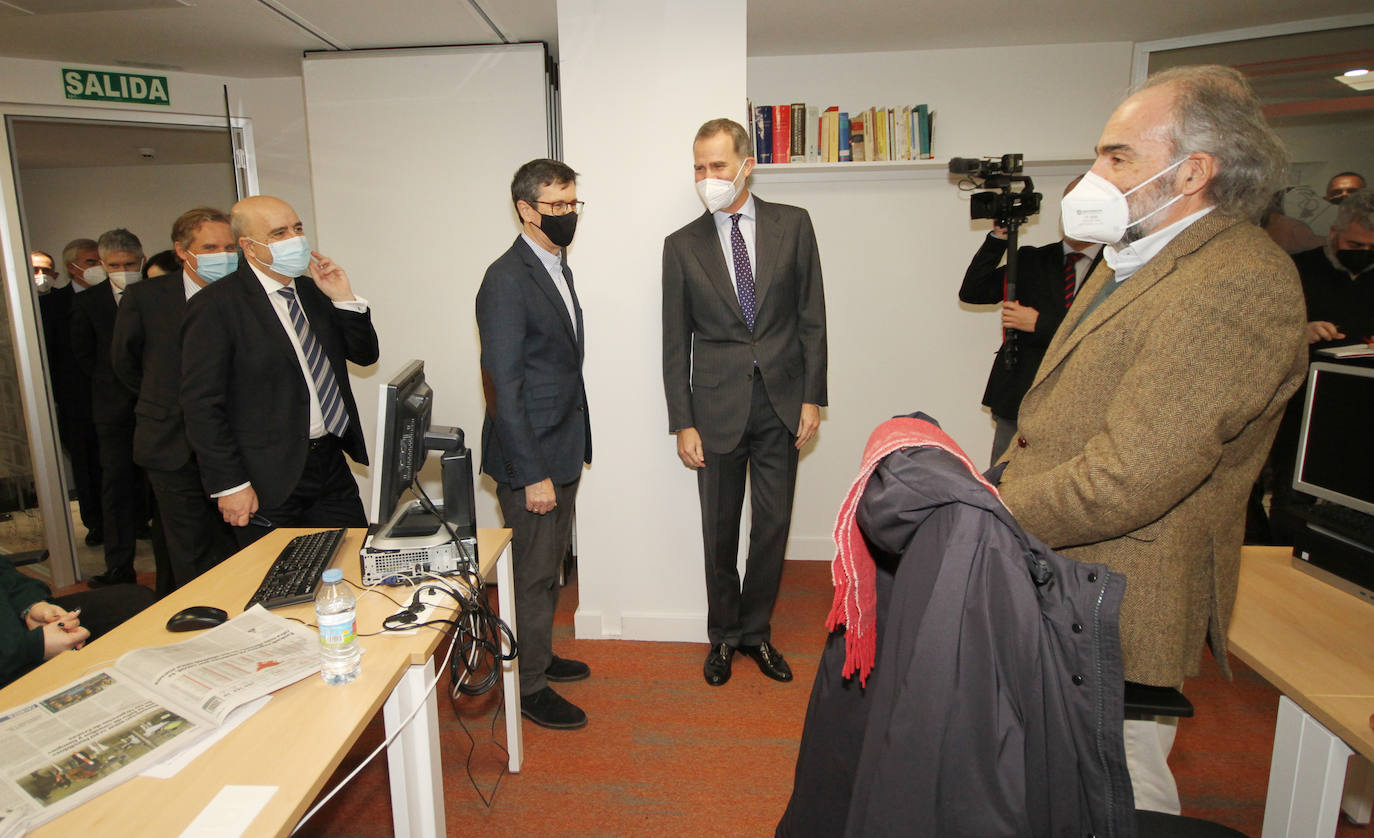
[959,176,1101,466]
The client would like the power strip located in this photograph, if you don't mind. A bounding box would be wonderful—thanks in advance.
[385,584,454,635]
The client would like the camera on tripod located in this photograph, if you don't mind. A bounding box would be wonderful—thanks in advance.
[948,153,1042,225]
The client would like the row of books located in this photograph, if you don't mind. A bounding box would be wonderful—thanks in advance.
[749,103,934,164]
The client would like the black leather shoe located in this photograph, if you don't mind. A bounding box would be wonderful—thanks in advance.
[88,568,137,587]
[84,530,103,547]
[546,655,590,682]
[741,641,793,682]
[704,643,734,686]
[520,686,587,730]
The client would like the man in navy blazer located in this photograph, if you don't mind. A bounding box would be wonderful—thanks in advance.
[112,207,237,587]
[180,196,378,548]
[477,159,592,730]
[663,119,828,687]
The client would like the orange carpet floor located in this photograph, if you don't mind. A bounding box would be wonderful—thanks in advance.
[267,559,1367,838]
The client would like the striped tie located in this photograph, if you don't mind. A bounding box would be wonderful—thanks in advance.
[1064,251,1084,308]
[278,287,349,438]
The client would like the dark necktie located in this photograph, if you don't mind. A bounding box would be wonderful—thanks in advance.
[1064,251,1085,308]
[730,213,756,331]
[278,287,349,438]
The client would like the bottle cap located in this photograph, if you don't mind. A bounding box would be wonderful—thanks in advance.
[321,568,343,583]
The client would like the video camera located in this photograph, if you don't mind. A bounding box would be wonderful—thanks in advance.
[948,154,1042,226]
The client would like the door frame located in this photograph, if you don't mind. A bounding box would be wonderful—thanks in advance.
[0,104,257,586]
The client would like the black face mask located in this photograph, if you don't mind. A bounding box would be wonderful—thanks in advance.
[1337,248,1374,276]
[539,211,578,248]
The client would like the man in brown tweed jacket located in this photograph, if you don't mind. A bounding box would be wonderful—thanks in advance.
[997,65,1307,813]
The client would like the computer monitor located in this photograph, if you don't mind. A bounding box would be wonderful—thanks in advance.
[1294,362,1374,515]
[368,360,477,542]
[370,360,433,526]
[1290,361,1374,604]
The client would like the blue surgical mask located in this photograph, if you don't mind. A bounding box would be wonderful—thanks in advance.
[249,235,312,277]
[190,251,239,282]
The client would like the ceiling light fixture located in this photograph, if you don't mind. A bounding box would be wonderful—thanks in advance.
[1334,69,1374,92]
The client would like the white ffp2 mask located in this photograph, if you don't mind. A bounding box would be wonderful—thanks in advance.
[1060,158,1187,245]
[696,161,750,213]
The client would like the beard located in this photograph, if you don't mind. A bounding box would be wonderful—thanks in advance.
[1115,175,1179,250]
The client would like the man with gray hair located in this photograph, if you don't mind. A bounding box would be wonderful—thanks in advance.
[996,65,1308,811]
[70,229,149,586]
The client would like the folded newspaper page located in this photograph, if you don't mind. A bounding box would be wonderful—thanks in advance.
[0,606,318,837]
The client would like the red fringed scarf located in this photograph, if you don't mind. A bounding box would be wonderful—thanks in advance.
[825,417,1000,686]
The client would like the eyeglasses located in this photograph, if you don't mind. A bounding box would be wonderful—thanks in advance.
[535,200,585,216]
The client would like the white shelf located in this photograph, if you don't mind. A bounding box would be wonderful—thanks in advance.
[751,156,1093,182]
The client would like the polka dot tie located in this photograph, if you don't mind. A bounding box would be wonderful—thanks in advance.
[731,213,756,331]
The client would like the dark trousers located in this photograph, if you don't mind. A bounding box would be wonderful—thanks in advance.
[93,420,142,573]
[147,460,237,588]
[697,371,798,648]
[232,436,367,550]
[57,418,103,536]
[496,478,578,696]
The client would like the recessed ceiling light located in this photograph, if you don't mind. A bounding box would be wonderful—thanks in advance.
[1343,68,1369,77]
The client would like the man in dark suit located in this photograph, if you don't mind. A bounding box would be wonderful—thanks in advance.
[41,240,104,546]
[181,196,378,548]
[70,229,149,586]
[112,208,237,588]
[476,159,592,730]
[959,177,1103,466]
[663,118,828,687]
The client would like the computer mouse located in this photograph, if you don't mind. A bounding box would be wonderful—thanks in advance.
[166,605,229,632]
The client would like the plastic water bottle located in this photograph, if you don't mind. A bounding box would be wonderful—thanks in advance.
[315,568,360,685]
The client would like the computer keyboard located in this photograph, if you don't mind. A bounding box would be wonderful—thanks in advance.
[244,529,347,611]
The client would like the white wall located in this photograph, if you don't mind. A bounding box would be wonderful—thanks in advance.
[559,0,747,641]
[745,44,1134,562]
[18,163,237,262]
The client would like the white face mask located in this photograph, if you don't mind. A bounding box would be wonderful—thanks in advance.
[33,271,53,294]
[72,263,106,288]
[107,271,142,291]
[695,159,750,213]
[1060,158,1187,245]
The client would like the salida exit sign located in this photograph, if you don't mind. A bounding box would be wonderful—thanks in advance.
[62,68,170,106]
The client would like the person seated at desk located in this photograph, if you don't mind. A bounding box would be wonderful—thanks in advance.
[1,558,155,689]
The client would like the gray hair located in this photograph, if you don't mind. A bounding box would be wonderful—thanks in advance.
[61,238,97,267]
[1333,190,1374,233]
[1142,65,1288,220]
[97,228,143,259]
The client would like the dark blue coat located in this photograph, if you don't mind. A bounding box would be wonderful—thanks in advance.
[476,237,591,488]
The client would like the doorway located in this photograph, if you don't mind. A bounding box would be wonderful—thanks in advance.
[1,114,247,587]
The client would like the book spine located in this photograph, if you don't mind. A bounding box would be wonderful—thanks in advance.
[773,104,790,164]
[838,112,851,162]
[805,105,819,162]
[758,106,773,164]
[824,106,839,162]
[790,103,805,162]
[916,104,931,159]
[753,106,768,163]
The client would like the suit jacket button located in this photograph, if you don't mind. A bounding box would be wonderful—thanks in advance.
[1017,436,1028,448]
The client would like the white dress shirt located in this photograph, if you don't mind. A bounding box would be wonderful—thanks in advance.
[521,233,577,337]
[712,193,757,299]
[183,270,208,301]
[1104,207,1214,283]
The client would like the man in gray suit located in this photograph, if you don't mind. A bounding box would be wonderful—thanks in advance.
[663,118,828,687]
[477,159,592,730]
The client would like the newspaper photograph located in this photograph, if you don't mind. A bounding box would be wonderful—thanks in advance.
[0,606,321,836]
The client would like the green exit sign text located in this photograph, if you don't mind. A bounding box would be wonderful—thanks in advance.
[62,68,170,106]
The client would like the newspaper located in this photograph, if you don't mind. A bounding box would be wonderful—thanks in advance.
[0,606,319,837]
